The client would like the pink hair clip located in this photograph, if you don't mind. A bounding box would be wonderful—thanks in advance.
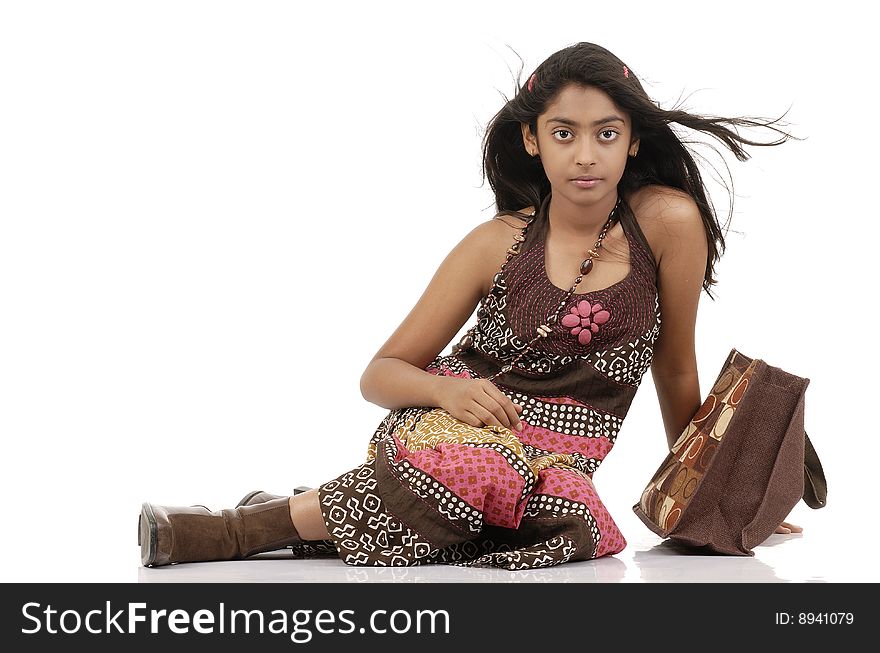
[527,73,536,92]
[623,65,629,78]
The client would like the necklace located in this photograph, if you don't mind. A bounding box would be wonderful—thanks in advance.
[452,195,623,381]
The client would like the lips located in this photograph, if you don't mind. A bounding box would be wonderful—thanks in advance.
[573,176,600,181]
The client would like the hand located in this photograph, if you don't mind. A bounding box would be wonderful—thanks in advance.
[436,377,523,431]
[775,520,803,534]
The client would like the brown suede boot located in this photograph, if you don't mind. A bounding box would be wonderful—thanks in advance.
[139,497,301,567]
[236,486,312,507]
[236,490,284,507]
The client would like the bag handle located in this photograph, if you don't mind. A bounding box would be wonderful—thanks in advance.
[803,431,827,509]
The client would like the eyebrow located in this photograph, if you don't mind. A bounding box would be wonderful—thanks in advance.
[545,115,625,127]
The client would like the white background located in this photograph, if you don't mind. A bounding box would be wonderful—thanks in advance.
[1,0,876,582]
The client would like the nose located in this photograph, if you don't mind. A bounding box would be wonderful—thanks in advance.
[575,140,597,167]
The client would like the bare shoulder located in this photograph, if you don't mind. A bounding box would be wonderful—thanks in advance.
[467,208,532,243]
[466,208,534,295]
[628,184,700,226]
[491,207,534,229]
[626,185,702,265]
[364,211,532,371]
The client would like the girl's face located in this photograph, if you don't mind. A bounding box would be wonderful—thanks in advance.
[521,83,639,209]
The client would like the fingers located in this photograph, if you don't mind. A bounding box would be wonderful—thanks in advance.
[774,521,804,535]
[460,411,484,429]
[470,403,505,430]
[489,391,522,431]
[480,385,523,431]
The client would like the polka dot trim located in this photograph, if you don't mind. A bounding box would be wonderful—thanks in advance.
[394,460,484,534]
[504,389,624,442]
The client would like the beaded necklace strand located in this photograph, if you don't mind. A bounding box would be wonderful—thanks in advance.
[451,196,623,381]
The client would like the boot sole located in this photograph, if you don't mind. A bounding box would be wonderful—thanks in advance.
[139,502,159,567]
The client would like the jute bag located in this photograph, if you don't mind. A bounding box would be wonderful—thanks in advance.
[633,348,827,556]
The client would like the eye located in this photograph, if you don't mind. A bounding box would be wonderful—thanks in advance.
[553,129,573,141]
[600,130,620,141]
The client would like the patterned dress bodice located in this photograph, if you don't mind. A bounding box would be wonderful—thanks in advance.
[420,202,663,475]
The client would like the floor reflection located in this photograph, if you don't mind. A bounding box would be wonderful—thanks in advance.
[137,532,833,584]
[137,553,629,584]
[631,539,790,583]
[341,556,628,584]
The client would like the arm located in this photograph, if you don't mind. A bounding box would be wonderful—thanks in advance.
[648,192,708,450]
[360,358,451,411]
[647,193,802,535]
[360,219,519,411]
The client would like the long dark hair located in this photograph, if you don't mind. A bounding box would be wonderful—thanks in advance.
[482,42,802,299]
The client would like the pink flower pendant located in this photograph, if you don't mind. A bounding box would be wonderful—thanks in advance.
[560,300,611,345]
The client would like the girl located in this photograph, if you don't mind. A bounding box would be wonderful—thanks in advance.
[139,42,802,571]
